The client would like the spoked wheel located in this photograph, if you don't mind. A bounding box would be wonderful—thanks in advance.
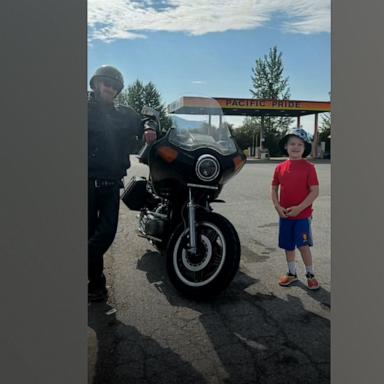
[166,212,240,298]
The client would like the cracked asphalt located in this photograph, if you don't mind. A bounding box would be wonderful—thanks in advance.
[88,158,330,384]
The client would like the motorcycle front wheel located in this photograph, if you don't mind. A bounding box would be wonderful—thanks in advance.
[166,211,240,298]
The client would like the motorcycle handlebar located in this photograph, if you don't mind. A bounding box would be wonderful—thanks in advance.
[138,117,159,165]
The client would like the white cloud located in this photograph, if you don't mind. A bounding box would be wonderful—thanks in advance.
[281,0,330,34]
[88,0,330,43]
[192,80,207,84]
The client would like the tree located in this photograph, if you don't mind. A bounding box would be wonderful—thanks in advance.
[319,113,331,138]
[117,79,145,113]
[232,117,259,151]
[116,80,172,133]
[142,82,172,132]
[319,112,331,154]
[250,46,292,156]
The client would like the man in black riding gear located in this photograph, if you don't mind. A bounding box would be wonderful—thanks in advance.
[88,65,156,302]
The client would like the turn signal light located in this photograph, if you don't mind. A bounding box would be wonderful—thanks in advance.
[157,146,178,163]
[233,155,245,171]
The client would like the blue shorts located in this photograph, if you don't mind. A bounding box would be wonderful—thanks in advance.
[279,218,313,251]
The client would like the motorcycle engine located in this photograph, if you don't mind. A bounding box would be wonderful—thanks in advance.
[139,209,167,239]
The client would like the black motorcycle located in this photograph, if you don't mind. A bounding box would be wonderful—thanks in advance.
[122,98,246,298]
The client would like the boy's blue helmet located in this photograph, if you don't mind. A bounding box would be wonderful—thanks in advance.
[279,128,312,158]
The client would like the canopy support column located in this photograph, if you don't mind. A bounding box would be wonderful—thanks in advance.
[311,113,319,158]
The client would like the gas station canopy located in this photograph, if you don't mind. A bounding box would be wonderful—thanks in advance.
[168,96,331,117]
[167,96,331,158]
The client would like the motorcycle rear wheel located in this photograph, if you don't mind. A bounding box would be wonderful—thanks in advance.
[166,211,240,298]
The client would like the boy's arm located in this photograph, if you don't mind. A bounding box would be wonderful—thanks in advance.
[271,185,288,218]
[286,185,319,217]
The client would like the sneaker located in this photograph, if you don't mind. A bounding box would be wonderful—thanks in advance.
[88,286,108,302]
[279,272,298,287]
[306,273,320,290]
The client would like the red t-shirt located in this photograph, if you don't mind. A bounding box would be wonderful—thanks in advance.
[272,159,319,220]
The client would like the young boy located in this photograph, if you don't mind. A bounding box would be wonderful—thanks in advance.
[271,128,320,290]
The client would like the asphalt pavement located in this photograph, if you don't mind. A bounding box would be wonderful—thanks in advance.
[88,157,331,384]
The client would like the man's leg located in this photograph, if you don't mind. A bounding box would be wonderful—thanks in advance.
[88,181,100,286]
[88,185,120,297]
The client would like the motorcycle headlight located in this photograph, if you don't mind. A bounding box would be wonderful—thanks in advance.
[195,155,220,182]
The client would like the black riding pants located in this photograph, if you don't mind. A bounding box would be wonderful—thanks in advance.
[88,180,120,288]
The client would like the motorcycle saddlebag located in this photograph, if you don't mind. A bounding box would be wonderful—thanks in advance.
[121,176,148,211]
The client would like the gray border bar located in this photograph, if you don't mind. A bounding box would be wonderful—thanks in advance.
[333,1,384,383]
[0,1,87,383]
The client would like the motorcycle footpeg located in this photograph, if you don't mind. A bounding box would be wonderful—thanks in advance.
[135,229,163,243]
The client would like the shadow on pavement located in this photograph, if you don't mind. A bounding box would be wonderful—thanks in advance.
[88,300,207,384]
[295,281,331,309]
[136,250,330,384]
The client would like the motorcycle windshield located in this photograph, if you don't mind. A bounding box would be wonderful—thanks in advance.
[168,99,238,155]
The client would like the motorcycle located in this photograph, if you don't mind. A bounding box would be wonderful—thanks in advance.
[122,98,246,298]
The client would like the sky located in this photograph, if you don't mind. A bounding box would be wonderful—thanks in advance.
[88,0,330,133]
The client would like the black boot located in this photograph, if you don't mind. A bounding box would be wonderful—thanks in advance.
[88,274,108,302]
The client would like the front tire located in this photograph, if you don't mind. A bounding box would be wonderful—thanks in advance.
[166,212,240,298]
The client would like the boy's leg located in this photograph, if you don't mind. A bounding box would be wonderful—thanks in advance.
[295,218,320,290]
[278,219,298,286]
[279,249,298,286]
[298,245,313,272]
[286,250,297,274]
[299,246,320,290]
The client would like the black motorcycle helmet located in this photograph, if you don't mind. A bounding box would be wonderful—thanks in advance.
[89,65,124,95]
[279,127,312,158]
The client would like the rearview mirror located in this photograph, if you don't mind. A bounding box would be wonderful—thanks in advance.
[141,106,160,120]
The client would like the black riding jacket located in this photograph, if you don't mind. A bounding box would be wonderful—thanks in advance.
[88,92,144,181]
